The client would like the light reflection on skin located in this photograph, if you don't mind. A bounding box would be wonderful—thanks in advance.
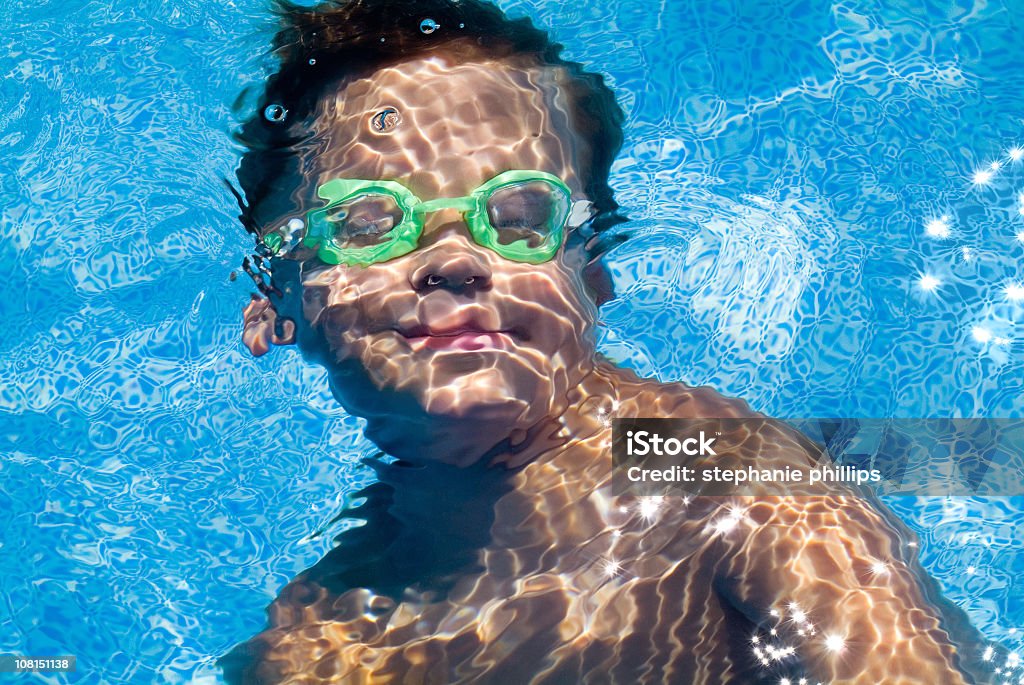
[231,54,994,685]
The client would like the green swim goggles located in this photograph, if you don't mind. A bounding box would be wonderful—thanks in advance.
[266,170,590,266]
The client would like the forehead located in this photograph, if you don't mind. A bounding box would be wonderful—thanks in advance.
[305,56,587,199]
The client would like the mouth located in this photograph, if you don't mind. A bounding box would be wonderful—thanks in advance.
[396,324,522,352]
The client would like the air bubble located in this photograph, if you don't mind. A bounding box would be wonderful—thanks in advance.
[263,103,287,123]
[420,18,439,34]
[459,23,465,28]
[308,58,316,65]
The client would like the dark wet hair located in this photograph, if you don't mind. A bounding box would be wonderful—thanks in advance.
[234,0,627,254]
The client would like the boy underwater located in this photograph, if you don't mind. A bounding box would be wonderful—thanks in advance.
[225,1,989,682]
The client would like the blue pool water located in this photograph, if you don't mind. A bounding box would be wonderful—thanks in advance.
[2,0,1023,681]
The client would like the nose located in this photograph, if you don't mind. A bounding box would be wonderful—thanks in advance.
[408,241,493,293]
[407,213,493,293]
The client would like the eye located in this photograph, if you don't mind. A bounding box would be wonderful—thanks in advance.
[325,194,404,248]
[486,181,568,247]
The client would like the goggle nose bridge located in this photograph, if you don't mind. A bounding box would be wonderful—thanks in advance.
[413,196,479,214]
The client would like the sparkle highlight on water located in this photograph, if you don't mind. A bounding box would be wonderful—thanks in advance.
[925,216,951,238]
[918,274,941,292]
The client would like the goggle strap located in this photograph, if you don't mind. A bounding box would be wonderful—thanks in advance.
[566,200,595,229]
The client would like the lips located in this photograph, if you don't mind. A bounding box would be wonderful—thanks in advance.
[396,322,520,351]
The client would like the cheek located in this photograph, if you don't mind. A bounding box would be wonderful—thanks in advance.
[301,269,394,341]
[502,262,597,337]
[545,260,598,321]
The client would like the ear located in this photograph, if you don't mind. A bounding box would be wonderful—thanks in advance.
[242,294,296,357]
[565,228,616,307]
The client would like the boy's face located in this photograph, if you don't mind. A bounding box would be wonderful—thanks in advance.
[259,56,602,438]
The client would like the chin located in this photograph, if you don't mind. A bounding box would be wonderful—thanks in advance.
[418,366,540,420]
[333,343,560,432]
[369,346,547,411]
[331,352,562,466]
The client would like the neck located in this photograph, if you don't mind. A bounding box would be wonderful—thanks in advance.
[302,455,516,601]
[305,362,631,601]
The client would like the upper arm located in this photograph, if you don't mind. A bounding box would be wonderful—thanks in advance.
[718,496,975,685]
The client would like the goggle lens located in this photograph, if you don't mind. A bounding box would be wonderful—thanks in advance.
[325,193,404,249]
[486,180,569,249]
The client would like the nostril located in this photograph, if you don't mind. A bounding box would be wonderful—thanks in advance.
[410,247,493,292]
[418,272,489,292]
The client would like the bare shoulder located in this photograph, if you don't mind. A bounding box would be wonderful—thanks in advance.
[600,362,759,419]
